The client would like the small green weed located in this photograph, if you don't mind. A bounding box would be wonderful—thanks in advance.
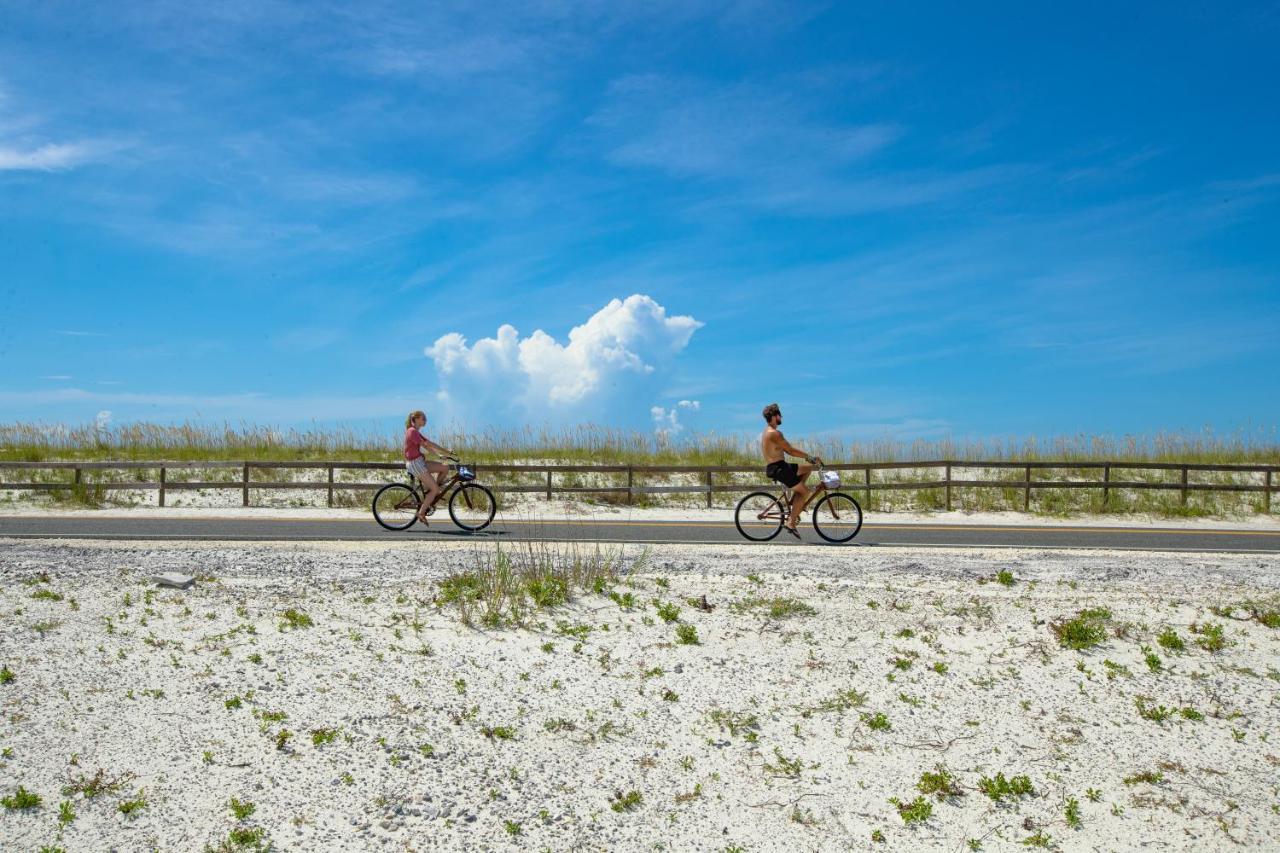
[977,772,1034,802]
[889,795,932,824]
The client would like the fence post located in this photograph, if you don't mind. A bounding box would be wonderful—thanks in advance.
[159,466,166,508]
[327,465,335,508]
[945,463,952,511]
[242,462,250,507]
[546,469,552,501]
[627,466,633,505]
[1103,464,1110,508]
[1024,465,1031,512]
[864,467,871,506]
[1181,466,1188,507]
[706,470,713,509]
[1266,469,1272,514]
[74,466,82,486]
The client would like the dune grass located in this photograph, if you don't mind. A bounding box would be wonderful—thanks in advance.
[1,421,1276,517]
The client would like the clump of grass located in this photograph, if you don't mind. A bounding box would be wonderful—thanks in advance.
[808,688,867,715]
[764,748,804,778]
[274,730,292,751]
[31,588,64,601]
[656,602,680,623]
[481,725,516,740]
[889,795,933,824]
[310,728,338,746]
[610,790,643,812]
[675,623,700,645]
[1180,706,1204,721]
[1050,608,1111,650]
[58,799,75,826]
[917,765,963,800]
[861,712,891,731]
[708,709,759,738]
[62,769,134,799]
[224,696,242,710]
[0,666,14,684]
[732,596,816,619]
[1123,769,1163,785]
[117,789,147,816]
[230,797,256,820]
[1022,830,1052,848]
[278,609,313,630]
[2,785,42,810]
[438,544,622,628]
[1135,698,1173,724]
[1156,628,1184,652]
[1191,622,1227,652]
[977,772,1034,802]
[1065,796,1082,829]
[996,570,1015,587]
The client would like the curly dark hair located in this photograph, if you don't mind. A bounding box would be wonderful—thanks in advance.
[762,403,781,423]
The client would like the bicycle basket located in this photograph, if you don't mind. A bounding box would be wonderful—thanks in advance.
[457,465,475,481]
[821,470,841,489]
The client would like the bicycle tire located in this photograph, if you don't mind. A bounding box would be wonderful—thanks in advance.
[811,492,862,543]
[449,483,496,532]
[372,482,420,531]
[734,491,786,541]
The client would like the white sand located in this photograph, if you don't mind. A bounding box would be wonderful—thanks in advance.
[1,540,1278,851]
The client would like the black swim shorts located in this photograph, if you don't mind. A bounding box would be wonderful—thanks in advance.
[765,460,801,488]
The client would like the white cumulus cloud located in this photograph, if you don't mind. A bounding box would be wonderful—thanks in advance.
[651,399,700,437]
[425,295,702,427]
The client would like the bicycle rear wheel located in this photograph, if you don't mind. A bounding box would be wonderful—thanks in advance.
[734,491,785,541]
[449,483,496,531]
[372,483,420,531]
[812,492,862,543]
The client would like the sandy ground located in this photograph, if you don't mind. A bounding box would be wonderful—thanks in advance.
[2,497,1280,532]
[1,539,1279,852]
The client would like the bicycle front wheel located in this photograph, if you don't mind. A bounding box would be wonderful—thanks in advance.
[812,492,863,543]
[372,483,420,531]
[449,483,496,531]
[734,491,785,541]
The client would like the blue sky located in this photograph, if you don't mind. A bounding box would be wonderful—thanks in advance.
[2,1,1278,443]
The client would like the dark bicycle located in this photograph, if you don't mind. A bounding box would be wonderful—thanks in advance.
[733,462,863,543]
[372,456,496,532]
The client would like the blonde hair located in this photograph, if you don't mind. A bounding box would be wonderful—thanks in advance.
[405,410,425,429]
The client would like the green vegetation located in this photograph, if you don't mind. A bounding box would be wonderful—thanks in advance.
[1192,622,1227,652]
[889,795,933,824]
[1156,628,1185,652]
[437,544,623,628]
[917,765,962,800]
[732,596,816,619]
[230,798,256,820]
[610,790,643,812]
[977,772,1035,802]
[1050,608,1111,650]
[5,420,1275,517]
[2,785,41,809]
[0,666,13,684]
[675,623,700,645]
[996,570,1015,587]
[278,609,313,630]
[861,712,891,731]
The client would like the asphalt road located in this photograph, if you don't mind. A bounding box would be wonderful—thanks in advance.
[2,515,1279,552]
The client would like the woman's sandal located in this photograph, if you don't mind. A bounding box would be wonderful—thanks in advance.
[783,524,800,539]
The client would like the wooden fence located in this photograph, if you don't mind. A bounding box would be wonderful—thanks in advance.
[0,460,1275,511]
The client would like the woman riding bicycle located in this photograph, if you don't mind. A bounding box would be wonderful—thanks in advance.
[404,410,456,524]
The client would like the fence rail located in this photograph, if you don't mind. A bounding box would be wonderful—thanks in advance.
[1,459,1276,511]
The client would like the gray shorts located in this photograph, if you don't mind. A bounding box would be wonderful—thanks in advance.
[406,457,429,479]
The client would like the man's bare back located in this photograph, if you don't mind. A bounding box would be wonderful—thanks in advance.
[761,425,787,464]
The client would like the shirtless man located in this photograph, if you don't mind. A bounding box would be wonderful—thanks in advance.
[760,402,822,538]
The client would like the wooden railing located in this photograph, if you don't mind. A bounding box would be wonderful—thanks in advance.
[0,460,1275,511]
